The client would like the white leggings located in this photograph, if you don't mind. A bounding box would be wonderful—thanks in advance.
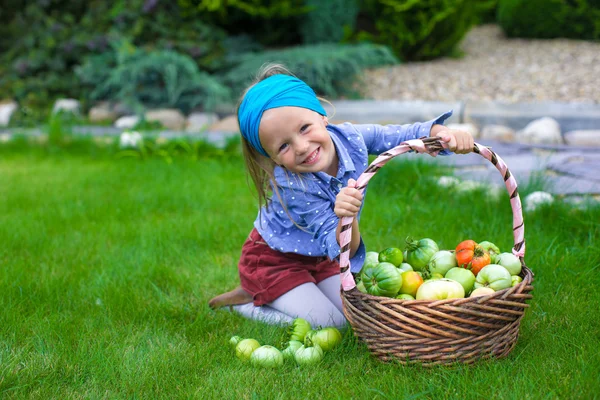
[231,275,347,329]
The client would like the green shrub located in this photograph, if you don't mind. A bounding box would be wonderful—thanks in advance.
[497,0,600,40]
[357,0,483,61]
[178,0,309,46]
[300,0,360,44]
[220,43,398,98]
[76,40,231,114]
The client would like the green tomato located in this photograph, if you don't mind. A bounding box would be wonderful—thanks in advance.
[479,241,501,262]
[405,238,439,271]
[235,338,261,361]
[445,267,476,294]
[378,247,404,267]
[511,275,523,287]
[362,262,403,297]
[365,251,379,267]
[416,278,465,300]
[294,343,324,366]
[356,280,368,293]
[250,345,283,368]
[229,335,242,348]
[288,318,312,342]
[496,252,522,275]
[396,293,415,300]
[282,340,303,360]
[398,263,413,273]
[428,250,457,276]
[306,327,342,352]
[475,264,512,291]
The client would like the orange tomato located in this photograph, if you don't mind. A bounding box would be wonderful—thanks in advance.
[455,240,491,275]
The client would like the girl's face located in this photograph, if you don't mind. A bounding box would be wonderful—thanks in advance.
[259,106,338,176]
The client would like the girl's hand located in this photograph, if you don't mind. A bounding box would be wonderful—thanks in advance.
[436,129,474,154]
[334,179,363,218]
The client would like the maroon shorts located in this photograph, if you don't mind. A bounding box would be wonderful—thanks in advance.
[238,228,340,306]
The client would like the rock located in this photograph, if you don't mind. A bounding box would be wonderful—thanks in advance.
[119,131,143,149]
[524,191,554,212]
[517,117,562,145]
[0,101,18,127]
[186,112,219,133]
[88,102,118,123]
[563,130,600,147]
[208,115,239,133]
[115,115,140,129]
[52,98,81,115]
[446,123,480,139]
[144,108,186,130]
[480,125,516,142]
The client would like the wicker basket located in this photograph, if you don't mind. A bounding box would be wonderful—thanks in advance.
[337,137,534,366]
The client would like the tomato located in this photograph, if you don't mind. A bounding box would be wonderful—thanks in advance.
[445,267,476,294]
[496,252,522,275]
[415,278,465,300]
[306,327,342,352]
[398,263,413,273]
[229,335,242,348]
[356,279,368,293]
[288,318,312,342]
[294,341,324,366]
[399,271,423,297]
[428,250,457,276]
[378,247,403,266]
[405,238,439,271]
[235,338,261,361]
[479,241,501,263]
[470,287,495,297]
[250,345,284,368]
[362,262,403,297]
[282,340,303,360]
[474,264,512,291]
[396,293,415,300]
[511,275,523,286]
[455,240,491,275]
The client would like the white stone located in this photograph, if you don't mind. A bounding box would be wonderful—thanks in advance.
[0,101,18,127]
[518,117,562,145]
[88,103,117,123]
[144,108,186,130]
[480,125,516,142]
[446,123,480,139]
[563,130,600,147]
[186,112,219,132]
[119,131,143,149]
[524,191,554,212]
[208,115,239,133]
[437,176,460,187]
[115,115,140,129]
[52,98,80,115]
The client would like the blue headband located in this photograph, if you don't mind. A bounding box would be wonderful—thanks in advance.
[238,74,326,157]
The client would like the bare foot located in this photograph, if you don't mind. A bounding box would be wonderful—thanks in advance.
[208,286,254,309]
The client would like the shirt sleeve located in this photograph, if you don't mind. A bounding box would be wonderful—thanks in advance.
[352,111,453,155]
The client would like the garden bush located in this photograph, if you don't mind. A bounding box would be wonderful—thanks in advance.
[300,0,360,44]
[497,0,600,40]
[76,40,231,114]
[356,0,488,61]
[220,43,398,99]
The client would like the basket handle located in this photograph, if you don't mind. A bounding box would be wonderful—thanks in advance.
[339,136,526,291]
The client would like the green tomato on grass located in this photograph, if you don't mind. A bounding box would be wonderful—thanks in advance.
[250,345,283,368]
[235,339,261,361]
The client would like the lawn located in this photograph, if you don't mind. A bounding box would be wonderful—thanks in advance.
[1,143,599,399]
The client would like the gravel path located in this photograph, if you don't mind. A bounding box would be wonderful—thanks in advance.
[361,25,600,104]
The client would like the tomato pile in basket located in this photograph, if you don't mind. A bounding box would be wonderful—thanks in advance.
[356,238,523,300]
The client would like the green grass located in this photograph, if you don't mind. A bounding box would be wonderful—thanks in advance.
[1,146,599,399]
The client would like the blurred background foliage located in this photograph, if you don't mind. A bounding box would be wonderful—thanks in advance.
[0,0,597,124]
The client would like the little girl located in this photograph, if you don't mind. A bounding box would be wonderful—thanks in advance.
[209,64,474,328]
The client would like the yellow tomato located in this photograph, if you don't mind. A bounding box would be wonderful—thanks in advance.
[399,271,424,297]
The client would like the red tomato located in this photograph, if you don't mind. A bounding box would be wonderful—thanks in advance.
[455,240,491,275]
